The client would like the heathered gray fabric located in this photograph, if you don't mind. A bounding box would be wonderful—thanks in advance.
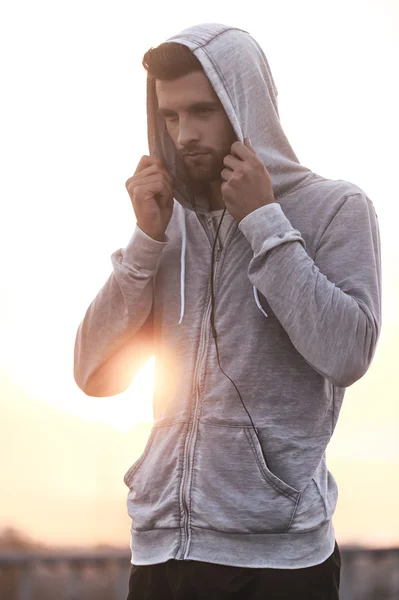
[74,23,382,569]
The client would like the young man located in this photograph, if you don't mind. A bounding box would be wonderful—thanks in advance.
[74,23,381,599]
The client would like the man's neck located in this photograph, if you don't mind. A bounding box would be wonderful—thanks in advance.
[209,180,225,211]
[190,179,226,212]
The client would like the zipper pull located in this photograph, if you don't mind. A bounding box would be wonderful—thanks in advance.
[216,244,223,261]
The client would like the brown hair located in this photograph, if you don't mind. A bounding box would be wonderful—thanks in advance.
[142,42,203,80]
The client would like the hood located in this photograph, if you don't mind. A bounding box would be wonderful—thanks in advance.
[146,22,313,213]
[145,23,313,324]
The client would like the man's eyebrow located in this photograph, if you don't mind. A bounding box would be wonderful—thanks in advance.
[157,101,219,115]
[189,101,219,110]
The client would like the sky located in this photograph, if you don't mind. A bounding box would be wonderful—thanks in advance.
[0,0,398,549]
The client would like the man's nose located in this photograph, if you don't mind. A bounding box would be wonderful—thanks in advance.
[177,117,200,148]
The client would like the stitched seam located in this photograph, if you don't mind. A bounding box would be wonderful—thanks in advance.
[245,429,298,502]
[153,420,190,428]
[190,524,295,535]
[312,476,328,520]
[177,424,190,555]
[124,429,156,486]
[332,386,336,433]
[275,172,315,200]
[187,425,200,551]
[200,44,236,114]
[177,281,211,553]
[131,523,331,535]
[314,192,365,256]
[131,526,181,532]
[192,28,247,50]
[200,421,260,429]
[176,422,189,556]
[285,492,302,532]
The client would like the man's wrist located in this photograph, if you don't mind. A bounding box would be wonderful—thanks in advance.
[137,225,166,243]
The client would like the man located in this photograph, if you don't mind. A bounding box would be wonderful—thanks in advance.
[74,23,381,599]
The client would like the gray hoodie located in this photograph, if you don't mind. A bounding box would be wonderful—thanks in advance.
[74,23,382,569]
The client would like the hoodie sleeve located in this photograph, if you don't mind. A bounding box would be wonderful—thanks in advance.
[238,193,382,388]
[74,226,168,396]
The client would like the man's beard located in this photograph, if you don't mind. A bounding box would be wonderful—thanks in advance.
[182,151,226,183]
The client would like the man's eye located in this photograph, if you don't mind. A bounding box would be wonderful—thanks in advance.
[197,108,211,115]
[164,114,178,122]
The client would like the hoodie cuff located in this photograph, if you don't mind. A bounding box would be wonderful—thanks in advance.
[122,225,169,272]
[238,203,306,255]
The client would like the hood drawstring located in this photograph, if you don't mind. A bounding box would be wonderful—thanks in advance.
[177,204,268,324]
[253,286,268,318]
[178,204,187,325]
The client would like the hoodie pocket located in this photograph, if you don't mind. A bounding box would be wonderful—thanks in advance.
[123,428,157,489]
[124,422,187,531]
[191,422,300,533]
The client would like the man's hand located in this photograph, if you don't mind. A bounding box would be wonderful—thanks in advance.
[221,138,275,222]
[126,156,174,242]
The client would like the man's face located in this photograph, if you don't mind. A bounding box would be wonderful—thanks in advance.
[156,70,237,183]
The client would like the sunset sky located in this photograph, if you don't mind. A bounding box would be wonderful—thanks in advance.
[1,0,398,549]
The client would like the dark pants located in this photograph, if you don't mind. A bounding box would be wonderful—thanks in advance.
[126,541,341,599]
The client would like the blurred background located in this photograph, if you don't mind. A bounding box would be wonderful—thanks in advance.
[1,0,398,598]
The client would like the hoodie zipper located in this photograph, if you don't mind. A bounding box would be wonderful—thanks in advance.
[179,216,236,559]
[180,297,213,559]
[179,214,216,559]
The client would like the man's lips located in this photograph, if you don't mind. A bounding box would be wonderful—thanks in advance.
[183,152,209,158]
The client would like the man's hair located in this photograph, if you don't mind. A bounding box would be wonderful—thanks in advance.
[142,42,204,80]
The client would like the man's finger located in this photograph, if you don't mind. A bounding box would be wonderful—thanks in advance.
[230,139,256,160]
[244,137,257,154]
[133,164,172,182]
[221,168,233,181]
[134,155,163,175]
[223,154,242,170]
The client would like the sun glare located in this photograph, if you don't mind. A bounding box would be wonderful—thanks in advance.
[82,357,156,431]
[3,355,156,432]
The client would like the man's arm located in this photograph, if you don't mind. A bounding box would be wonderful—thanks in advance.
[238,193,382,387]
[74,226,168,397]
